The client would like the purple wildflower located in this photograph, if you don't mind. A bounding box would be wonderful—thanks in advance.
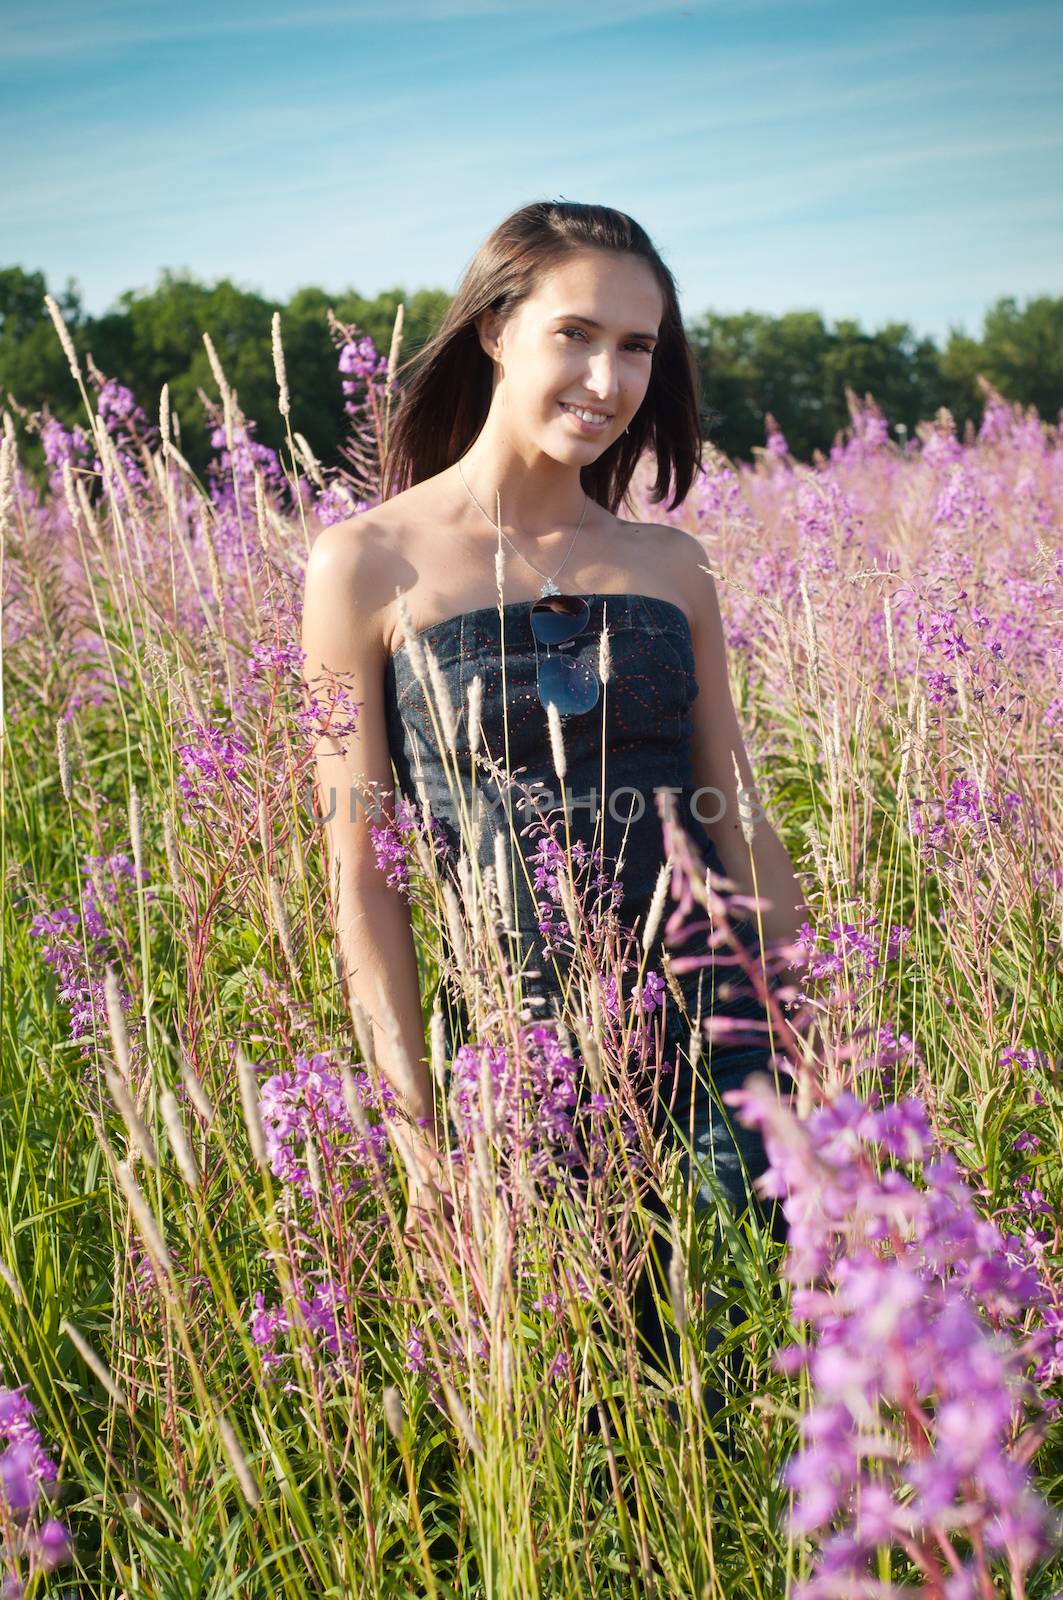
[256,1050,395,1204]
[727,1076,1053,1595]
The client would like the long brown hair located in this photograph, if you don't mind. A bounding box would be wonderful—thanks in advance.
[381,199,704,515]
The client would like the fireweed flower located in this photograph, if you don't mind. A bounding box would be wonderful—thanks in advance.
[200,394,289,569]
[365,797,452,897]
[527,822,623,961]
[234,628,310,722]
[175,717,256,822]
[1000,1045,1053,1076]
[765,414,792,462]
[337,331,389,422]
[91,376,156,509]
[370,819,412,894]
[791,915,910,1001]
[910,776,1025,867]
[0,1379,71,1580]
[301,680,363,746]
[244,1053,398,1381]
[256,1050,396,1203]
[39,414,91,500]
[313,480,363,527]
[828,394,891,469]
[449,1027,579,1171]
[405,1324,427,1375]
[448,1023,641,1195]
[249,1274,356,1380]
[727,1076,1055,1595]
[29,853,149,1064]
[635,970,666,1013]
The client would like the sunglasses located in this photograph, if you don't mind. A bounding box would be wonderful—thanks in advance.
[529,594,601,716]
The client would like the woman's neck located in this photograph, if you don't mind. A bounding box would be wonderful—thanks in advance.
[454,435,589,540]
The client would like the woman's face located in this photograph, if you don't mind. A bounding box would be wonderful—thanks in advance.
[482,249,663,458]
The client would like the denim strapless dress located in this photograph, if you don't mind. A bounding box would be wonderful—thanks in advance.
[382,592,782,1228]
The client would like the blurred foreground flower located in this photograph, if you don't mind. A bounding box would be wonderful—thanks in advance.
[729,1076,1059,1597]
[0,1379,71,1593]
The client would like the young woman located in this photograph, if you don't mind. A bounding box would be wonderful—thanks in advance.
[302,200,809,1368]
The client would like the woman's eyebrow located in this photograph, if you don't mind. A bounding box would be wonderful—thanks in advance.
[552,313,659,342]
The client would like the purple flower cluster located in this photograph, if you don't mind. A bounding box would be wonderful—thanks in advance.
[93,377,155,508]
[234,629,309,721]
[312,481,366,527]
[765,414,792,463]
[97,377,146,429]
[369,820,411,893]
[245,1051,400,1379]
[634,969,666,1012]
[365,797,451,897]
[175,718,255,821]
[450,1025,578,1159]
[0,1382,70,1589]
[910,777,1024,864]
[794,914,910,997]
[207,418,284,502]
[790,477,863,581]
[1000,1046,1052,1075]
[39,413,91,500]
[530,831,621,959]
[829,394,891,469]
[29,852,148,1062]
[300,677,362,752]
[932,463,1000,548]
[728,1076,1056,1597]
[250,1275,356,1379]
[447,1020,636,1190]
[304,324,389,525]
[338,333,389,422]
[201,400,287,569]
[256,1051,396,1204]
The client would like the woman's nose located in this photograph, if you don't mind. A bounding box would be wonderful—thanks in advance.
[585,352,617,403]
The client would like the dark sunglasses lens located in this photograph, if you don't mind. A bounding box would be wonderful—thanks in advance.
[530,594,590,646]
[538,653,600,715]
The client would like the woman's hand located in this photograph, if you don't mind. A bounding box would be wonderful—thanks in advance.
[401,1133,455,1260]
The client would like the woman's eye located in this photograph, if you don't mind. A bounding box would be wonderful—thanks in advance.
[560,328,652,353]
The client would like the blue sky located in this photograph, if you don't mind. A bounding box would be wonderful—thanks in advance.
[6,0,1061,342]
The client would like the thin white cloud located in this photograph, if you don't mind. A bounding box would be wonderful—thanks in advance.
[2,0,808,64]
[7,0,1060,343]
[8,0,1054,66]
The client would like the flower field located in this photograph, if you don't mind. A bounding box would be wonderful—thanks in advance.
[0,302,1061,1597]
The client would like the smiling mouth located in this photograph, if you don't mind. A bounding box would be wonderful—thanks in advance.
[559,402,614,424]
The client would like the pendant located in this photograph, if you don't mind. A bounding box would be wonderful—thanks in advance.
[539,577,561,597]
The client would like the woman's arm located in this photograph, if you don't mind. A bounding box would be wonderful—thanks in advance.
[680,535,812,964]
[300,519,443,1187]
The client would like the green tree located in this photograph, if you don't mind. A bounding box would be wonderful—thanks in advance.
[689,309,834,461]
[0,267,87,427]
[3,264,1061,486]
[941,294,1063,429]
[823,320,942,442]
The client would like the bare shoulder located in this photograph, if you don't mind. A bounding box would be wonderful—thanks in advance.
[300,505,408,681]
[616,517,716,618]
[305,497,414,622]
[654,522,714,580]
[304,504,400,590]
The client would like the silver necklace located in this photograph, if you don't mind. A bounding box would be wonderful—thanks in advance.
[456,459,588,598]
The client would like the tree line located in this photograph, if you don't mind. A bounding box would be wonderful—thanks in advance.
[2,263,1061,489]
